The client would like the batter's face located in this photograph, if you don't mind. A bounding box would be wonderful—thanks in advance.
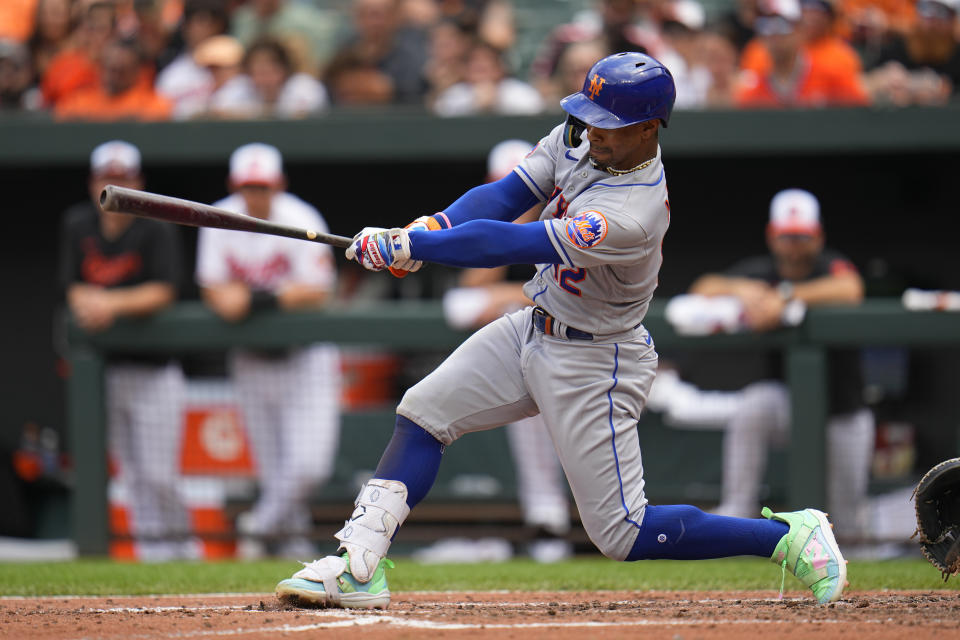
[585,120,659,171]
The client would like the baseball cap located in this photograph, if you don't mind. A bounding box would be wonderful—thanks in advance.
[754,0,801,34]
[486,139,534,182]
[90,140,142,178]
[757,0,802,19]
[0,39,28,67]
[768,188,822,236]
[193,35,244,68]
[916,0,958,20]
[800,0,836,13]
[229,143,283,186]
[670,0,707,30]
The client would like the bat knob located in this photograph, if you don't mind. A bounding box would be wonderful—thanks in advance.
[99,184,120,211]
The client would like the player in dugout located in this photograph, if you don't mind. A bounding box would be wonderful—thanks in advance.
[59,140,192,561]
[196,143,341,560]
[275,52,849,609]
[685,188,873,540]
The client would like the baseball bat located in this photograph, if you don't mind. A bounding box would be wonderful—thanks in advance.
[99,185,353,249]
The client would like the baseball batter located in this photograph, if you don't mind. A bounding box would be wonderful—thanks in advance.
[276,52,847,609]
[196,143,340,559]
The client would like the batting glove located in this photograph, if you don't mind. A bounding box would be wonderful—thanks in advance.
[346,227,414,272]
[389,215,443,277]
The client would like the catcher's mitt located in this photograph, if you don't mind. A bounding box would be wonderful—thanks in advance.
[913,457,960,581]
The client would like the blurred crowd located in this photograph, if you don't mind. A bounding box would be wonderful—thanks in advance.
[0,0,958,120]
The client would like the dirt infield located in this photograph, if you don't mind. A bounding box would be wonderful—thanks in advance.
[3,590,959,639]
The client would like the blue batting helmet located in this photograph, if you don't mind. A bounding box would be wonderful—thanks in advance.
[560,52,676,143]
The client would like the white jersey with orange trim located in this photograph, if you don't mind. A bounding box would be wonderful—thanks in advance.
[515,124,670,336]
[196,192,335,292]
[194,190,340,556]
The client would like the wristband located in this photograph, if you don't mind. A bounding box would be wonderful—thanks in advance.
[250,289,278,311]
[776,281,795,301]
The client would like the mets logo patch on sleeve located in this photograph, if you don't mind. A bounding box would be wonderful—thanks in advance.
[565,211,608,248]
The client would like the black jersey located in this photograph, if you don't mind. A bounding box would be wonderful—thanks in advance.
[724,248,865,414]
[59,201,182,364]
[60,202,181,291]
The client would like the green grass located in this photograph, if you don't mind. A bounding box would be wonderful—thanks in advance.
[0,557,956,597]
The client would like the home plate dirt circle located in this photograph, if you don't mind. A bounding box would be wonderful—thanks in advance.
[2,590,960,639]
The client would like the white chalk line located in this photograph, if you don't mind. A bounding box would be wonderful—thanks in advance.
[102,614,887,639]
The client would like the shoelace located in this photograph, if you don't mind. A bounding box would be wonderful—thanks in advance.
[777,558,788,600]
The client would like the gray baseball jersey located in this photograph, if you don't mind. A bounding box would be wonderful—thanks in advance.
[517,123,670,337]
[399,124,669,560]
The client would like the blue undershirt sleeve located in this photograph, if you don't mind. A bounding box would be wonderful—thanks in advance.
[438,172,542,226]
[409,220,561,268]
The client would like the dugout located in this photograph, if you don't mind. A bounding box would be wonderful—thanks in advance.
[2,106,959,552]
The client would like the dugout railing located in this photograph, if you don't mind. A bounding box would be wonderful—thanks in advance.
[64,299,960,555]
[5,105,960,167]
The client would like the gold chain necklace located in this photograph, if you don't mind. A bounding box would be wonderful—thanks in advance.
[589,157,655,176]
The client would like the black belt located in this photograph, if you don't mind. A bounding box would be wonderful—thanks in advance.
[532,306,594,341]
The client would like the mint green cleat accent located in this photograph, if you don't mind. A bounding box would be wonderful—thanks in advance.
[275,552,395,609]
[763,507,847,604]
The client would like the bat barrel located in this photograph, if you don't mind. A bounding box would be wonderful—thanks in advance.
[99,185,354,248]
[100,185,257,231]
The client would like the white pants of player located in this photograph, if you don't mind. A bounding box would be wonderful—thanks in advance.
[717,381,875,538]
[399,307,656,561]
[231,344,340,537]
[106,362,189,555]
[506,414,570,536]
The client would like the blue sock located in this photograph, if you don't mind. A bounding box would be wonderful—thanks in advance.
[626,504,789,561]
[374,415,445,509]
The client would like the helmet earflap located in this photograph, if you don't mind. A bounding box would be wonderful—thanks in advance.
[563,114,587,148]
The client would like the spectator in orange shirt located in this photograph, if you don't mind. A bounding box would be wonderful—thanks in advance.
[41,0,115,108]
[55,38,172,120]
[797,0,863,76]
[0,0,39,43]
[740,0,863,79]
[27,0,74,87]
[735,0,870,107]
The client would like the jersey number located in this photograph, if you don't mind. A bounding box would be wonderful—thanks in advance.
[552,264,585,296]
[548,186,569,218]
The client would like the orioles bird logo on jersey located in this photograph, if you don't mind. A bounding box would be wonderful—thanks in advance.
[587,74,605,100]
[565,210,608,248]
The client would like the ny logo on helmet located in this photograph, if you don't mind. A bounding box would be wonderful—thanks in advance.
[587,74,605,100]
